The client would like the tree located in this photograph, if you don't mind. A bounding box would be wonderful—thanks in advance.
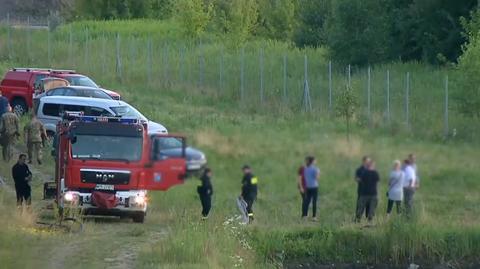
[324,0,395,65]
[256,0,296,41]
[336,85,358,141]
[293,0,330,47]
[454,9,480,118]
[174,0,213,39]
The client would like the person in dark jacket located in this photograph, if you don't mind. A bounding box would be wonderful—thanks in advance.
[197,168,213,219]
[355,156,371,218]
[241,165,258,223]
[12,154,33,208]
[355,160,380,222]
[0,93,9,117]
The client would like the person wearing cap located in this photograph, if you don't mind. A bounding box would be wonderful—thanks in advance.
[241,165,258,223]
[197,167,213,219]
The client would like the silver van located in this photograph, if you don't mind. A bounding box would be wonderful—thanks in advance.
[36,96,168,136]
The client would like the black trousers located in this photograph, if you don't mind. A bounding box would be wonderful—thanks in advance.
[387,199,401,214]
[357,193,370,218]
[15,184,31,206]
[243,193,256,217]
[356,195,378,221]
[198,192,211,217]
[302,187,318,217]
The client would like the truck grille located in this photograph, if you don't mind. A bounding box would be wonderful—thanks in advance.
[80,169,130,185]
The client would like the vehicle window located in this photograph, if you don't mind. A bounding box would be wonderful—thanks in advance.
[63,88,78,96]
[152,137,184,161]
[63,104,85,113]
[34,74,48,90]
[42,103,61,116]
[72,135,142,161]
[110,105,147,120]
[65,76,98,88]
[47,88,66,96]
[89,107,114,117]
[78,89,112,99]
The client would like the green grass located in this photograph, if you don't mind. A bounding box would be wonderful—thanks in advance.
[0,20,479,268]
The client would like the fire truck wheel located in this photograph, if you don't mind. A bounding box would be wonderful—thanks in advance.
[132,212,145,223]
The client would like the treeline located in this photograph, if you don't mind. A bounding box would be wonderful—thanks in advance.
[31,0,480,66]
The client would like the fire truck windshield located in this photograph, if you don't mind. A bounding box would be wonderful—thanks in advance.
[71,135,142,162]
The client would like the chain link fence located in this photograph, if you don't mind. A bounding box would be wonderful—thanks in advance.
[0,18,465,140]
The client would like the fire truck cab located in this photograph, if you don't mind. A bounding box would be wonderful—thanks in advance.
[52,113,187,223]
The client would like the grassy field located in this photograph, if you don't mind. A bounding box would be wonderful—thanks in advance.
[0,21,479,268]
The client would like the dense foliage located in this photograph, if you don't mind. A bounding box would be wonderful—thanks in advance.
[60,0,478,65]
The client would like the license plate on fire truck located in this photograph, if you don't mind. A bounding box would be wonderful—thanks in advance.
[95,184,114,191]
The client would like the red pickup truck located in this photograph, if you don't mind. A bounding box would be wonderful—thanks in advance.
[0,68,121,115]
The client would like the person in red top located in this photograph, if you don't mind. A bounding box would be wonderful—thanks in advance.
[297,157,308,199]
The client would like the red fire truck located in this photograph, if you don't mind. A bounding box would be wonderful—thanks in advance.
[48,113,187,223]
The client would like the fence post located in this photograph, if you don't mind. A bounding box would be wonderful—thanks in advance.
[101,33,106,74]
[219,47,223,91]
[69,25,73,64]
[7,13,12,60]
[386,70,390,123]
[260,48,264,104]
[328,60,332,114]
[348,64,351,87]
[405,72,410,128]
[283,54,287,103]
[444,75,449,138]
[147,39,152,85]
[164,44,170,85]
[367,66,371,123]
[240,47,245,101]
[115,33,122,80]
[47,20,52,65]
[26,16,31,63]
[302,54,312,112]
[84,28,89,71]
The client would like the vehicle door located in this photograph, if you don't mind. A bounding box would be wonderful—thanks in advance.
[143,135,187,190]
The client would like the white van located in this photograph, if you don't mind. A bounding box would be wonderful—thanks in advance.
[36,96,168,136]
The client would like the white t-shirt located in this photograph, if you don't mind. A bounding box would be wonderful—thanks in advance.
[403,165,416,188]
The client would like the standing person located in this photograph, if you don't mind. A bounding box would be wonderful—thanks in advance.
[302,156,320,221]
[387,160,404,216]
[0,92,9,117]
[24,114,47,165]
[355,161,380,222]
[0,105,20,162]
[403,159,417,215]
[197,168,213,219]
[408,153,420,189]
[241,165,258,223]
[297,157,308,199]
[355,156,371,217]
[12,154,33,209]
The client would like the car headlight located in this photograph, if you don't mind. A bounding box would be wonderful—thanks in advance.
[64,191,78,202]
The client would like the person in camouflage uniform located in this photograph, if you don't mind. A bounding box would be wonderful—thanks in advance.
[24,114,47,165]
[0,105,20,162]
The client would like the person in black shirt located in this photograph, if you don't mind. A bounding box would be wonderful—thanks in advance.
[355,156,371,218]
[241,165,258,223]
[355,160,380,222]
[197,168,213,219]
[12,154,33,208]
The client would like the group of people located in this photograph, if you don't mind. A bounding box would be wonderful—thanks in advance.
[0,97,48,209]
[296,154,419,222]
[196,165,258,223]
[196,153,419,224]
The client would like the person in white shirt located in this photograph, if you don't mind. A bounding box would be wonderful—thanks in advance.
[408,153,419,189]
[387,160,404,216]
[403,159,417,215]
